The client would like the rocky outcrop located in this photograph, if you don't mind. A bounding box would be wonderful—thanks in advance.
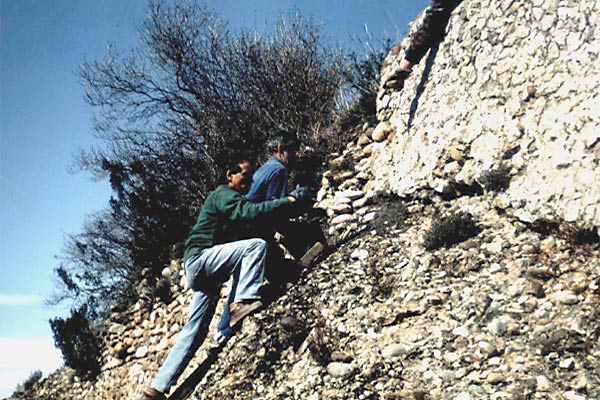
[11,1,600,399]
[16,122,600,400]
[374,0,600,230]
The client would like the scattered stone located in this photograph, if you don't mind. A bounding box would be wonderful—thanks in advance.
[559,358,575,370]
[488,317,508,336]
[486,372,505,384]
[564,392,586,400]
[330,214,354,226]
[21,2,600,399]
[449,147,465,162]
[350,249,369,260]
[357,134,372,146]
[382,343,413,359]
[452,326,469,337]
[338,190,364,200]
[551,291,579,305]
[372,121,394,142]
[134,346,148,358]
[326,362,357,379]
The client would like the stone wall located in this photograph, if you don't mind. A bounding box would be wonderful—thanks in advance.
[373,0,600,228]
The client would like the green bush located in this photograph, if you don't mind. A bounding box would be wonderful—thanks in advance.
[53,2,349,319]
[334,37,393,133]
[479,168,511,192]
[49,307,102,379]
[12,369,43,397]
[371,192,410,234]
[423,212,481,250]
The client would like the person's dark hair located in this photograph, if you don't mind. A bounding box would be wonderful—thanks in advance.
[225,156,254,175]
[269,133,300,153]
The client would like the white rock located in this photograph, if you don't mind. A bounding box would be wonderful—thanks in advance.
[478,341,497,356]
[350,249,369,260]
[514,209,534,223]
[338,190,364,200]
[161,267,173,279]
[362,212,378,223]
[179,275,189,290]
[559,358,575,370]
[452,326,469,337]
[316,199,352,214]
[134,346,148,358]
[564,391,586,400]
[331,214,354,226]
[382,343,413,358]
[454,393,470,400]
[333,195,352,204]
[326,362,356,378]
[551,290,579,305]
[488,317,508,336]
[353,197,370,209]
[433,179,453,194]
[372,121,393,142]
[129,363,143,378]
[536,375,549,390]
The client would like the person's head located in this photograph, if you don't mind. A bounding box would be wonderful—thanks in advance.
[225,157,254,194]
[271,134,300,166]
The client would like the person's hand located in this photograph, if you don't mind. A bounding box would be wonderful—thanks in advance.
[289,186,311,203]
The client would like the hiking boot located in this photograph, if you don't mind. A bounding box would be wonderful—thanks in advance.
[141,387,165,400]
[383,68,412,90]
[229,300,263,328]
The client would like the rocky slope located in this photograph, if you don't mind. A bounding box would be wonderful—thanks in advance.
[174,139,600,400]
[12,131,600,400]
[9,0,600,399]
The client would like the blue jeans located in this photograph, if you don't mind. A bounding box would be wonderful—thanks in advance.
[152,238,267,393]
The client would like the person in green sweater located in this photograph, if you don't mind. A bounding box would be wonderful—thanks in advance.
[141,157,310,400]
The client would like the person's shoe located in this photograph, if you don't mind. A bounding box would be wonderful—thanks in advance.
[141,387,165,400]
[229,300,263,328]
[383,68,412,90]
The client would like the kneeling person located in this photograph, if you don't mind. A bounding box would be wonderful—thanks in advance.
[141,157,307,400]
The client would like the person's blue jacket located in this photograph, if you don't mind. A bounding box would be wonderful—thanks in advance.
[246,156,288,203]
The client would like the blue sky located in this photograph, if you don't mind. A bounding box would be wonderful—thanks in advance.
[0,0,427,396]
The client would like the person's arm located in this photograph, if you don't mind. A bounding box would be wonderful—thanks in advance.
[404,0,463,64]
[218,188,295,221]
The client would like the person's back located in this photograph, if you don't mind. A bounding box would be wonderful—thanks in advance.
[246,134,300,203]
[246,156,288,203]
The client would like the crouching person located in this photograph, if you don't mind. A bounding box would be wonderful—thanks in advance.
[141,157,308,400]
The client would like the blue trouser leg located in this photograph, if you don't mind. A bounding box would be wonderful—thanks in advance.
[151,290,214,392]
[151,238,266,393]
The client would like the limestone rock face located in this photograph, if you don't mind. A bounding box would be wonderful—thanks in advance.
[12,1,600,400]
[374,0,600,228]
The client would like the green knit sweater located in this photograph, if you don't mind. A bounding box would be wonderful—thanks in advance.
[183,185,291,263]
